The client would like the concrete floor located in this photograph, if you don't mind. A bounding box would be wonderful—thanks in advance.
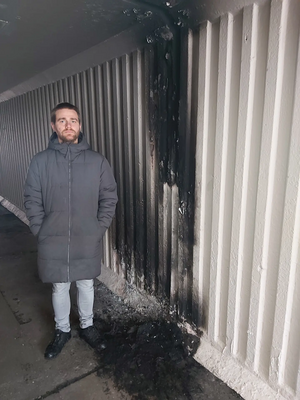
[0,204,243,400]
[0,204,130,400]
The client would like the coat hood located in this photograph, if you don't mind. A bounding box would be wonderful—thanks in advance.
[48,132,90,157]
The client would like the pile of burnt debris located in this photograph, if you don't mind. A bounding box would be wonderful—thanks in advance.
[90,281,242,400]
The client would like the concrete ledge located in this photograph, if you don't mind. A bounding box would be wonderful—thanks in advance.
[194,335,293,400]
[0,196,29,225]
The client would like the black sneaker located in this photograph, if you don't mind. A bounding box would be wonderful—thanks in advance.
[79,325,106,349]
[44,329,71,359]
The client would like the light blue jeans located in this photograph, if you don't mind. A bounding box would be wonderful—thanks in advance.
[52,279,94,332]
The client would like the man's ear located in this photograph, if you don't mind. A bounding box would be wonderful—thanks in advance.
[51,123,55,131]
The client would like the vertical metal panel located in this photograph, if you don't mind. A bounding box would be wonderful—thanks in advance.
[94,64,110,274]
[5,100,11,200]
[156,41,171,299]
[111,58,126,279]
[53,81,59,106]
[28,91,37,156]
[24,93,34,161]
[68,76,75,105]
[34,90,43,150]
[101,62,115,274]
[87,68,98,152]
[176,29,195,318]
[268,0,300,392]
[11,98,20,203]
[229,2,269,364]
[7,99,16,203]
[144,47,158,294]
[121,54,135,284]
[133,49,146,290]
[193,18,219,332]
[3,102,7,189]
[247,0,290,378]
[193,0,300,398]
[48,83,55,111]
[14,96,24,194]
[18,95,28,178]
[94,65,106,156]
[13,96,23,207]
[58,80,64,102]
[39,89,46,148]
[80,71,91,145]
[63,78,70,103]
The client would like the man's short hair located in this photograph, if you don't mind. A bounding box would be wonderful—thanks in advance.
[51,102,81,124]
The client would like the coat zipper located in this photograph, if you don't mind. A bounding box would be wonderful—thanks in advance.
[67,145,71,281]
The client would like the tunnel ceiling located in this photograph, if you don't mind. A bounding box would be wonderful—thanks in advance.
[0,0,263,97]
[0,0,145,94]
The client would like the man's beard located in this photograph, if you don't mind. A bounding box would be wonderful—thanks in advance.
[60,130,79,144]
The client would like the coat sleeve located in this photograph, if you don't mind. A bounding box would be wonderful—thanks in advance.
[97,157,118,240]
[24,156,45,236]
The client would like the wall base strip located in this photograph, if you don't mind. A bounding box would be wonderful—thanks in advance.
[0,196,29,226]
[194,336,292,400]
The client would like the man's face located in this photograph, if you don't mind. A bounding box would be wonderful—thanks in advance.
[51,108,81,144]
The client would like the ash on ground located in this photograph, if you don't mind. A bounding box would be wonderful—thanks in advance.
[92,281,243,400]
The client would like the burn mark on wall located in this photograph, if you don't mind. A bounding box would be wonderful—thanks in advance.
[147,8,196,324]
[113,1,198,325]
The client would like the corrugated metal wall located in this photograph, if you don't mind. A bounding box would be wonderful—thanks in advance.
[191,0,300,398]
[0,42,194,313]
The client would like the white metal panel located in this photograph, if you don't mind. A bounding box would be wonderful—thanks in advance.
[193,0,300,398]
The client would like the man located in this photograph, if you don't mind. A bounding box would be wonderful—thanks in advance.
[24,102,118,359]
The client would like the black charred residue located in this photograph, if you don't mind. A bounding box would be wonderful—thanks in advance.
[93,284,201,400]
[92,282,242,400]
[114,1,201,327]
[95,318,201,400]
[146,4,196,324]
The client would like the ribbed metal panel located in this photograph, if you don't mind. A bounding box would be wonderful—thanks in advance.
[0,44,185,302]
[192,0,300,398]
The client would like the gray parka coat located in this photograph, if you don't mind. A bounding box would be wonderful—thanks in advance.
[24,132,118,283]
